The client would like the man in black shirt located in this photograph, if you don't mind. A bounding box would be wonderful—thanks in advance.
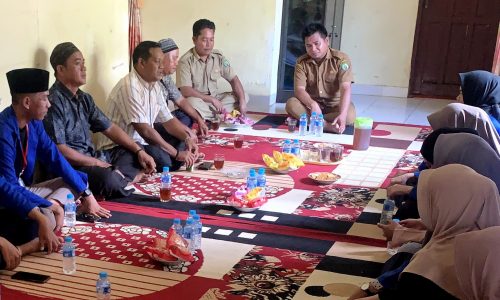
[44,42,156,199]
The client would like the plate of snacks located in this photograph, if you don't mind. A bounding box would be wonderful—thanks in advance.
[145,228,195,265]
[262,151,304,174]
[228,186,267,212]
[308,172,341,184]
[223,109,255,128]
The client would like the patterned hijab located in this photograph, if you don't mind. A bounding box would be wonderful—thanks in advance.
[433,133,500,192]
[454,226,500,300]
[459,70,500,122]
[404,164,500,298]
[427,103,500,154]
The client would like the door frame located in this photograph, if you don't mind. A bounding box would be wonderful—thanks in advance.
[276,0,344,103]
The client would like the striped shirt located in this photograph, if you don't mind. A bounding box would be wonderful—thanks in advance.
[98,68,173,150]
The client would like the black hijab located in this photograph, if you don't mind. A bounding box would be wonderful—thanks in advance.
[420,127,478,164]
[459,70,500,122]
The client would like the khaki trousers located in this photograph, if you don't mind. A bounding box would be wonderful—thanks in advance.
[285,97,356,124]
[187,92,249,120]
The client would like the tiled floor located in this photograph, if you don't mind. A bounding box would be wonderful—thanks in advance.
[248,95,453,126]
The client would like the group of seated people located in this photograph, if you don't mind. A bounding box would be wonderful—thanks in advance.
[0,16,499,299]
[349,72,500,299]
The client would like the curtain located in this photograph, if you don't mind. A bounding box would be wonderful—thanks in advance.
[128,0,142,70]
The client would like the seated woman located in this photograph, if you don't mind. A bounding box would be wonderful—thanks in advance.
[357,164,500,300]
[454,226,500,300]
[427,102,500,154]
[458,70,500,135]
[387,128,478,219]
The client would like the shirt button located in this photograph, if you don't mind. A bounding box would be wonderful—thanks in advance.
[320,91,323,94]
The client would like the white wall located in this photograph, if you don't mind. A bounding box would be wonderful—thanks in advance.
[141,0,283,108]
[341,0,419,97]
[0,0,129,110]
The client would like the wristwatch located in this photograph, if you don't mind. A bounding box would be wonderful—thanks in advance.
[81,188,92,198]
[361,282,376,296]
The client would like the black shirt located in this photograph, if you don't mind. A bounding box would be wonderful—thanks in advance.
[379,272,458,300]
[44,81,111,157]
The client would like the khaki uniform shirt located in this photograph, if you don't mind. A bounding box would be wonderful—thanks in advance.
[177,48,236,96]
[294,48,354,106]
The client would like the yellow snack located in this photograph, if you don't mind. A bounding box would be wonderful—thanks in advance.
[231,110,241,118]
[277,161,290,170]
[262,154,274,167]
[246,187,262,200]
[273,151,283,163]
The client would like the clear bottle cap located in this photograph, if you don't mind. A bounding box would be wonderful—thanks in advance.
[163,166,170,172]
[189,209,196,216]
[64,236,73,243]
[258,168,265,175]
[67,193,74,200]
[173,218,181,224]
[99,271,108,279]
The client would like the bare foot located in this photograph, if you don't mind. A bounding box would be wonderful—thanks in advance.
[132,171,148,183]
[324,122,341,134]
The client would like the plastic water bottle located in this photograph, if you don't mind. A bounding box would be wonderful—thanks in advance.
[309,112,317,135]
[299,113,308,136]
[171,218,183,236]
[187,210,196,223]
[379,198,396,225]
[282,139,292,153]
[182,219,195,253]
[247,169,258,190]
[64,194,76,227]
[96,271,111,300]
[315,114,324,137]
[256,168,266,197]
[193,214,202,250]
[160,166,172,202]
[291,139,301,156]
[62,236,76,274]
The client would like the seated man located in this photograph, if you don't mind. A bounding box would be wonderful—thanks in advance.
[0,68,110,255]
[177,18,249,120]
[285,23,356,134]
[155,38,209,139]
[44,42,156,199]
[98,41,198,171]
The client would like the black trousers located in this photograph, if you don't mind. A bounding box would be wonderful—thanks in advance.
[76,165,132,199]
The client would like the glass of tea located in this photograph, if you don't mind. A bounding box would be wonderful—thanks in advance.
[233,135,243,149]
[330,144,344,162]
[287,118,297,132]
[214,154,225,170]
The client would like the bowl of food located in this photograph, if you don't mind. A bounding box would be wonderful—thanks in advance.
[145,229,194,265]
[308,172,341,185]
[262,151,304,174]
[229,186,267,212]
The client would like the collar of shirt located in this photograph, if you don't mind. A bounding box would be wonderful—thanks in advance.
[304,48,334,66]
[192,47,213,63]
[53,80,83,102]
[131,68,158,91]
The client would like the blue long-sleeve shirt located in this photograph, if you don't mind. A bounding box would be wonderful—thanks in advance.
[0,106,88,217]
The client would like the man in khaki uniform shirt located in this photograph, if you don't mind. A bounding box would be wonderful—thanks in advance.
[177,19,249,120]
[286,23,356,134]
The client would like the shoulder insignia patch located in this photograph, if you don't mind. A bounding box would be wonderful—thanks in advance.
[340,61,349,71]
[223,58,230,68]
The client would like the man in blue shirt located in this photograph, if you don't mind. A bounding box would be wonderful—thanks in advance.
[0,68,111,255]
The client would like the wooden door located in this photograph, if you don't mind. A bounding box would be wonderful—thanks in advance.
[409,0,500,98]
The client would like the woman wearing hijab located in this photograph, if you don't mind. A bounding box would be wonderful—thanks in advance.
[355,164,500,300]
[454,226,500,300]
[433,132,500,192]
[458,70,500,133]
[427,102,500,154]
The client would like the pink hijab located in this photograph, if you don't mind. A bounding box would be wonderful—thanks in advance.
[404,164,500,298]
[427,103,500,154]
[455,226,500,300]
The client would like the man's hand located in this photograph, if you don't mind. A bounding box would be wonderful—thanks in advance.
[185,137,199,154]
[94,159,112,169]
[0,237,21,270]
[239,101,247,115]
[377,220,400,241]
[386,184,413,198]
[207,96,223,112]
[399,218,427,230]
[390,173,414,185]
[81,195,112,218]
[48,201,64,232]
[310,101,322,115]
[331,113,347,134]
[137,150,156,174]
[175,150,197,166]
[197,120,209,137]
[37,215,61,254]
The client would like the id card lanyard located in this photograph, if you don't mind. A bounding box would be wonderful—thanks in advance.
[18,124,29,187]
